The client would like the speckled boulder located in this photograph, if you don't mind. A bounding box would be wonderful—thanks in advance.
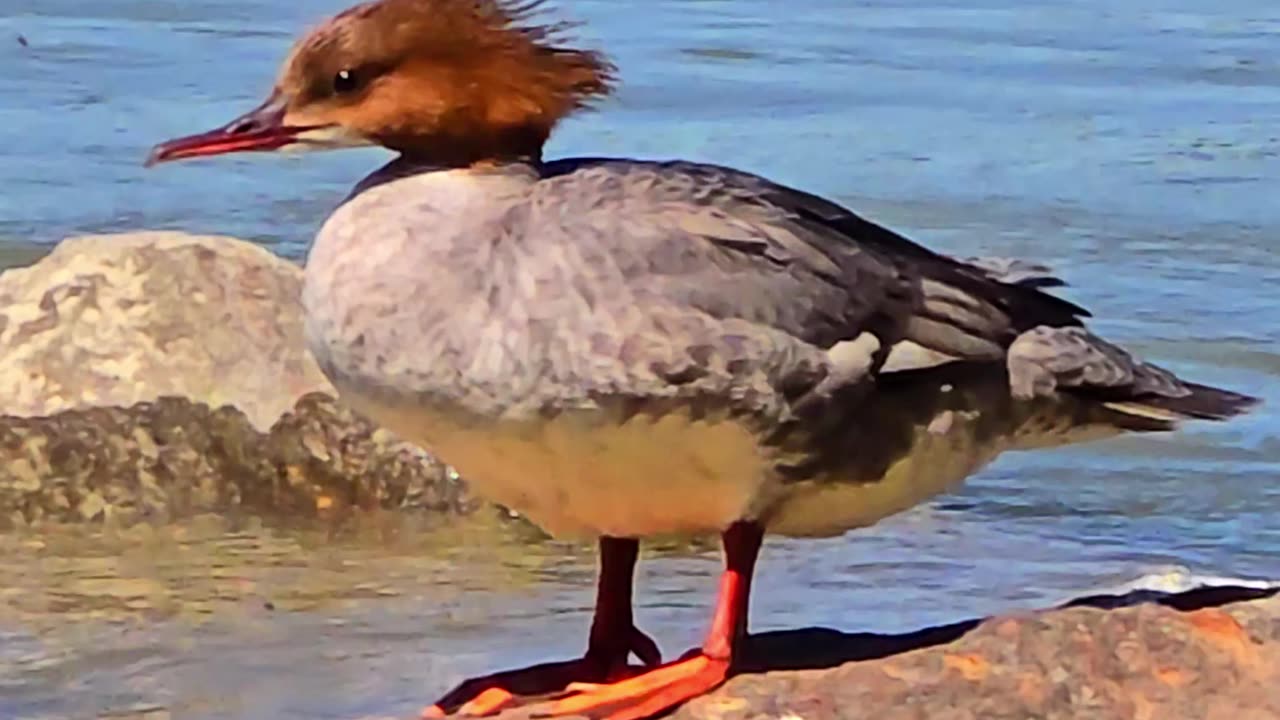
[0,392,478,529]
[0,232,333,430]
[263,392,481,518]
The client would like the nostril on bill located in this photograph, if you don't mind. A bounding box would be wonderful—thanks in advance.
[227,117,260,135]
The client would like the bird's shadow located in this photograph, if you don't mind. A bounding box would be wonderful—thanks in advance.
[734,583,1278,674]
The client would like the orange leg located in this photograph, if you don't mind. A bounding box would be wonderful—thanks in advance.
[531,522,764,720]
[423,537,660,718]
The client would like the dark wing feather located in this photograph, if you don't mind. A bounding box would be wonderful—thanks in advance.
[736,163,1090,330]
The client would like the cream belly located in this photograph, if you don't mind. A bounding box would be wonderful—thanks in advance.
[342,391,779,539]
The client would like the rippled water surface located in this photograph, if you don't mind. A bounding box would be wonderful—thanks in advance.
[2,0,1279,718]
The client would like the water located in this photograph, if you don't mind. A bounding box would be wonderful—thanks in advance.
[2,0,1279,717]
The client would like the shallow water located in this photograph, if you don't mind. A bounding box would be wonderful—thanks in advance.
[1,0,1279,718]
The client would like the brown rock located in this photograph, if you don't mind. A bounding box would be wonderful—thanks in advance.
[658,587,1280,720]
[0,232,332,430]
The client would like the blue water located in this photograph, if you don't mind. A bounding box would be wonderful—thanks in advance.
[1,1,1278,718]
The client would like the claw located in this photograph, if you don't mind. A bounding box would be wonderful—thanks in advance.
[458,688,518,716]
[628,627,662,667]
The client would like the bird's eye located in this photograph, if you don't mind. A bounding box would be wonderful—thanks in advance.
[332,69,360,95]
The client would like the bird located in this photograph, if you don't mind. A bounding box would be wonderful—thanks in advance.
[145,1,1258,718]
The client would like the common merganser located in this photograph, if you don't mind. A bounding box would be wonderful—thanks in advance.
[147,1,1258,718]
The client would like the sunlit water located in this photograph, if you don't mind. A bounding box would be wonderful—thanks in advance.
[1,0,1279,718]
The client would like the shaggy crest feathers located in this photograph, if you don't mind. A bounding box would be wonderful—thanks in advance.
[276,0,615,161]
[281,0,615,108]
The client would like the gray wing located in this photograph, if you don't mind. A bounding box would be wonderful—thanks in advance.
[536,158,1086,368]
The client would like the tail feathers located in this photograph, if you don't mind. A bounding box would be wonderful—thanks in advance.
[1007,325,1260,431]
[956,256,1067,289]
[1104,382,1260,429]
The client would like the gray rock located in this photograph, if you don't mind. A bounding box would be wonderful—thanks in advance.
[0,232,333,431]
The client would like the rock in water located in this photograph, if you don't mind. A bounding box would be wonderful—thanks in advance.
[0,393,476,529]
[0,232,490,528]
[0,232,333,430]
